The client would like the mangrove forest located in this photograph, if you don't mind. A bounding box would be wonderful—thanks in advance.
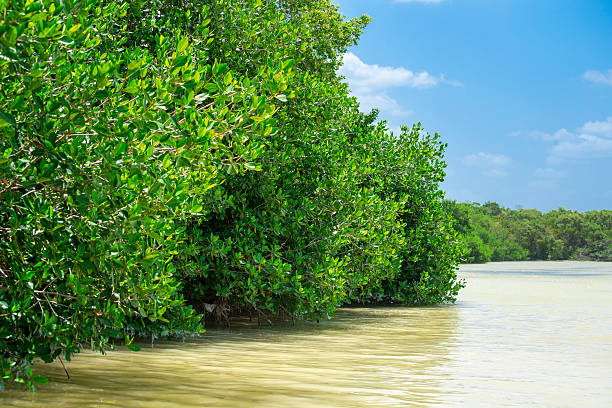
[0,0,464,389]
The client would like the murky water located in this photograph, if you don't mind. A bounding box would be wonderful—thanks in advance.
[2,261,612,407]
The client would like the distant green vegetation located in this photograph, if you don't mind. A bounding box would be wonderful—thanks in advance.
[0,0,462,389]
[446,201,612,263]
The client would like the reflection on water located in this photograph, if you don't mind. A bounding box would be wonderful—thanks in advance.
[2,261,612,407]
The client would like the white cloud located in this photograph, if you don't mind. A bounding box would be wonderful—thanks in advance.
[339,53,460,117]
[583,69,612,86]
[340,53,460,93]
[513,117,612,163]
[463,152,511,177]
[579,117,612,138]
[549,134,612,162]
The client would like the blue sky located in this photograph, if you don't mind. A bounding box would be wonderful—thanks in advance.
[335,0,612,211]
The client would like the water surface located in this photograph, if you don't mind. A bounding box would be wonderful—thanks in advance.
[2,261,611,407]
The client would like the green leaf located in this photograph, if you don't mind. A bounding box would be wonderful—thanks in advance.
[127,344,141,352]
[144,145,154,159]
[204,83,218,92]
[32,375,48,384]
[177,37,189,53]
[116,142,128,155]
[124,83,139,94]
[177,157,191,167]
[173,55,188,68]
[30,69,45,78]
[224,71,233,85]
[162,153,172,168]
[283,59,294,69]
[127,60,142,71]
[0,111,16,128]
[58,36,73,45]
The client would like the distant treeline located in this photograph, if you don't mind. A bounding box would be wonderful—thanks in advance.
[445,201,612,263]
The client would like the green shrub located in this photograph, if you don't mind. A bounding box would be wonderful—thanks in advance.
[179,1,462,318]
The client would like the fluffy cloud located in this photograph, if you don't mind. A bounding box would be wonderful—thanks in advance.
[579,117,612,138]
[516,117,612,163]
[463,152,511,177]
[549,134,612,162]
[583,69,612,86]
[340,53,460,94]
[338,52,460,120]
[339,53,459,117]
[548,117,612,162]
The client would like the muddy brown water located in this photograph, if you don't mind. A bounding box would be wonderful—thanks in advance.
[2,261,611,407]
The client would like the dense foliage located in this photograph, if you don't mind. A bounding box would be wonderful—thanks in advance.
[447,201,612,263]
[0,0,462,389]
[177,0,463,319]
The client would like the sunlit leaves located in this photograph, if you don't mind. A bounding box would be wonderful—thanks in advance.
[0,0,289,390]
